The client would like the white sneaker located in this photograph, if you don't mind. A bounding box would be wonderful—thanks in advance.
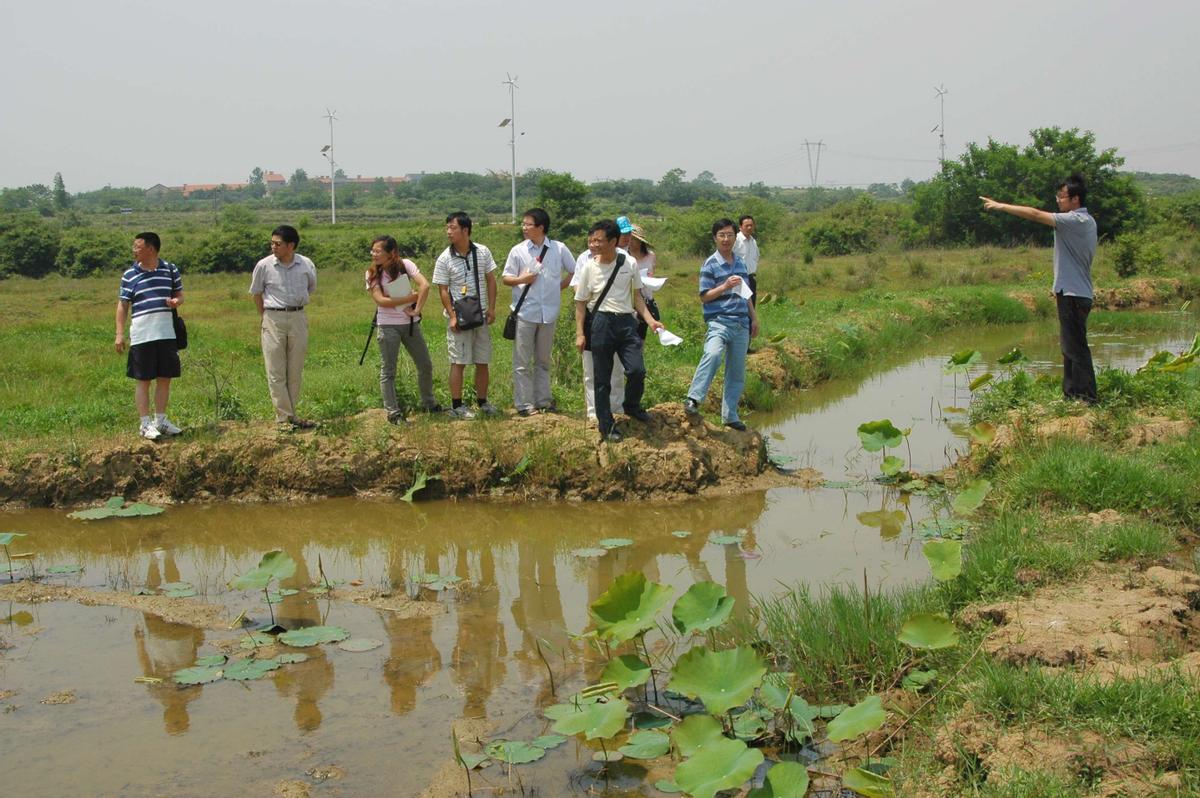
[140,423,162,440]
[157,418,183,436]
[447,405,476,420]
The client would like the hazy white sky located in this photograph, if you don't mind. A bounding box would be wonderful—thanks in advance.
[3,0,1197,191]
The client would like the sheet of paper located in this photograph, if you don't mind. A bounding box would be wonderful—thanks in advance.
[385,274,413,298]
[655,328,683,346]
[732,280,754,300]
[640,270,667,292]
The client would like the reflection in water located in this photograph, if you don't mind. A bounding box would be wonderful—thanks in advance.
[135,549,202,734]
[272,542,333,731]
[452,545,506,719]
[383,545,441,715]
[511,539,568,708]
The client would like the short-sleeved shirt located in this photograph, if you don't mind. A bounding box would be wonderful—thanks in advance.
[367,261,422,325]
[733,232,759,275]
[249,253,317,309]
[432,243,497,318]
[699,251,751,324]
[119,259,183,345]
[1051,208,1097,299]
[503,238,575,324]
[574,254,642,314]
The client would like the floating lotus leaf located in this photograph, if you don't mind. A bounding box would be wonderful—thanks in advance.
[768,451,799,468]
[159,581,191,592]
[589,572,674,643]
[969,372,994,391]
[543,693,600,720]
[68,506,119,520]
[952,479,992,516]
[672,713,725,757]
[3,610,34,625]
[224,657,281,681]
[276,653,309,664]
[654,780,683,794]
[592,750,622,762]
[239,631,275,649]
[967,422,997,445]
[634,711,671,729]
[668,645,766,716]
[823,480,860,489]
[747,761,811,798]
[943,349,982,374]
[916,516,969,540]
[758,672,795,710]
[550,697,628,740]
[172,665,223,685]
[263,588,300,603]
[165,588,197,598]
[898,613,958,650]
[998,347,1028,366]
[0,532,27,546]
[843,766,895,797]
[601,654,652,690]
[458,752,490,770]
[45,565,82,575]
[485,739,546,764]
[880,455,905,477]
[103,496,126,508]
[732,709,768,740]
[671,530,692,538]
[278,625,349,647]
[674,736,764,798]
[572,547,608,558]
[902,669,938,691]
[231,550,297,591]
[672,582,735,635]
[338,638,383,652]
[530,734,567,750]
[857,509,906,539]
[826,695,886,742]
[856,420,903,452]
[618,730,670,759]
[598,538,633,549]
[922,540,962,581]
[708,533,744,546]
[195,654,227,667]
[114,502,165,517]
[400,470,429,503]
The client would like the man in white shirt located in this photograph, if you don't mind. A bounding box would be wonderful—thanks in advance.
[502,208,575,416]
[733,214,760,305]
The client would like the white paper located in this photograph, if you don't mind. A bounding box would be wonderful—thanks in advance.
[640,269,667,292]
[732,280,754,300]
[385,273,413,298]
[655,328,683,346]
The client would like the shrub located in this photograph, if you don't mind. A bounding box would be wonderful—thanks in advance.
[0,214,61,278]
[188,227,268,273]
[906,254,930,278]
[55,228,129,277]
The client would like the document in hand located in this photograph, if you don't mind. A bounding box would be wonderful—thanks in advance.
[732,280,754,300]
[655,328,683,346]
[385,273,413,298]
[639,270,667,292]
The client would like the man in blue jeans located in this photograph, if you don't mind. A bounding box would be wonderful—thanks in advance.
[683,218,760,430]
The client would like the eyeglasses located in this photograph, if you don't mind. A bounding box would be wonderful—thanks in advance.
[715,232,737,239]
[270,240,287,247]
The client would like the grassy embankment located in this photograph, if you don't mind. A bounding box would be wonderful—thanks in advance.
[738,360,1200,795]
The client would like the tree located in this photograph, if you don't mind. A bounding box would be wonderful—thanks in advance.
[289,169,309,186]
[536,171,591,238]
[0,214,61,278]
[248,167,265,186]
[52,172,71,211]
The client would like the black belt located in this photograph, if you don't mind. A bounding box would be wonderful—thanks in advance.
[266,306,305,312]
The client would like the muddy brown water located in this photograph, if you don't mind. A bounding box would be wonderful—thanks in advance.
[1,314,1195,797]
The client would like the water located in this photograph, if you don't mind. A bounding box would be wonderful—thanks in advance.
[1,314,1194,796]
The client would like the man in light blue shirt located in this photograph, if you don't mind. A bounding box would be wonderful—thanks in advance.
[981,174,1098,402]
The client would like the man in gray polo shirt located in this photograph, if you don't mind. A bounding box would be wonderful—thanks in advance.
[981,174,1098,402]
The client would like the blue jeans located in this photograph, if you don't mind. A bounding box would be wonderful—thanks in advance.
[686,316,749,423]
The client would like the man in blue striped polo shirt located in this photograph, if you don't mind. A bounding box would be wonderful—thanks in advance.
[683,218,760,431]
[115,232,185,440]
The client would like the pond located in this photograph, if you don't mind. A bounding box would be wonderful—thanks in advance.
[1,312,1194,797]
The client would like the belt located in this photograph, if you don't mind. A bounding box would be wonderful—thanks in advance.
[266,306,305,312]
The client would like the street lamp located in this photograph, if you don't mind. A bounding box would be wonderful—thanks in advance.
[322,109,338,224]
[500,74,518,223]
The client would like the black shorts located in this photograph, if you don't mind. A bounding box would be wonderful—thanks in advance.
[127,339,181,381]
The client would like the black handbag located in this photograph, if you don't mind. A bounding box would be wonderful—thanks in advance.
[451,247,485,331]
[503,244,548,340]
[637,296,661,340]
[172,308,188,350]
[583,254,625,352]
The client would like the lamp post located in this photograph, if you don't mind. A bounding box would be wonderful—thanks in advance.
[322,108,338,224]
[500,74,518,223]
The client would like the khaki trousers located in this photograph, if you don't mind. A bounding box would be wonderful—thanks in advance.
[261,310,308,422]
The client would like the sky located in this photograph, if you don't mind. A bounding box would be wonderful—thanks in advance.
[3,0,1198,192]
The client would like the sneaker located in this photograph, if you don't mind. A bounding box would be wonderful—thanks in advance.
[537,402,558,414]
[387,412,405,425]
[683,398,701,416]
[724,420,748,432]
[448,405,476,420]
[140,423,162,440]
[423,403,446,413]
[478,402,502,417]
[601,428,624,443]
[625,407,652,424]
[156,417,183,436]
[517,408,536,418]
[289,417,317,429]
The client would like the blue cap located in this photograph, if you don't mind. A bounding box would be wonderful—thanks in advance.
[615,216,634,234]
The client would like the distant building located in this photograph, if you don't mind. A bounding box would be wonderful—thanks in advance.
[144,183,178,199]
[262,171,286,192]
[314,174,409,188]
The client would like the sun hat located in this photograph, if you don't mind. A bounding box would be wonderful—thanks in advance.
[630,225,652,249]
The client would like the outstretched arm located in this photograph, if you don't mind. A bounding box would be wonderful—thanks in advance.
[980,196,1056,227]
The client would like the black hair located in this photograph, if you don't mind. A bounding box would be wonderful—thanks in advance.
[272,224,300,247]
[446,211,472,234]
[1059,174,1087,207]
[589,219,620,242]
[371,235,401,281]
[711,218,737,237]
[523,207,551,236]
[738,214,755,226]
[134,232,161,251]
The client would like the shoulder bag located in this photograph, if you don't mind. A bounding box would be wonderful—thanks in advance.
[503,243,549,340]
[451,246,485,331]
[172,308,188,350]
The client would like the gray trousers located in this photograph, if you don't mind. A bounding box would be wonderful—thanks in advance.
[512,318,556,411]
[261,309,307,422]
[378,323,437,417]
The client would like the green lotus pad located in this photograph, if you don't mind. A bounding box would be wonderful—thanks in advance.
[668,645,766,715]
[826,695,886,743]
[278,625,350,647]
[589,572,674,643]
[672,581,735,635]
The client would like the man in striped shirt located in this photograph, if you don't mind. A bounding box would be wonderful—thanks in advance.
[115,232,184,440]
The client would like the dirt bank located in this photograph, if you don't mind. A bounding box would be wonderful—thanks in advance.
[0,404,818,508]
[0,581,232,629]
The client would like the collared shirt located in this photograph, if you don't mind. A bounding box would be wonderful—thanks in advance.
[432,242,497,318]
[249,253,317,309]
[734,232,759,274]
[1051,207,1097,299]
[699,250,751,323]
[574,253,642,314]
[367,260,422,325]
[120,258,183,345]
[503,237,575,324]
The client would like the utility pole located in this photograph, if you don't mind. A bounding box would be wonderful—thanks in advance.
[502,74,519,223]
[933,85,948,168]
[322,108,338,224]
[803,140,826,188]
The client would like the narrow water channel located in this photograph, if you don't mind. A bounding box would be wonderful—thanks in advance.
[1,313,1194,796]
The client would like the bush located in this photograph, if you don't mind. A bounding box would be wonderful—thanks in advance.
[55,228,129,277]
[1111,234,1166,278]
[188,227,268,273]
[0,214,60,278]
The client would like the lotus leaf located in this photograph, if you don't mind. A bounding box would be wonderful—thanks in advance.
[943,349,982,374]
[815,703,848,719]
[598,537,633,549]
[856,509,905,539]
[159,581,192,592]
[922,540,962,581]
[654,780,683,794]
[952,479,992,516]
[732,709,767,740]
[68,506,119,520]
[239,631,276,649]
[550,697,628,740]
[674,736,764,798]
[968,372,994,391]
[998,347,1028,366]
[601,654,652,690]
[618,730,670,759]
[530,734,567,750]
[967,422,997,445]
[572,547,608,558]
[826,695,886,742]
[843,766,895,797]
[224,657,281,681]
[0,532,27,546]
[278,625,349,647]
[593,750,622,762]
[276,653,309,664]
[880,455,905,477]
[668,645,766,716]
[45,565,82,575]
[708,533,744,545]
[114,502,165,517]
[671,530,692,538]
[338,637,383,652]
[458,752,490,770]
[589,572,674,643]
[759,672,794,710]
[634,711,671,729]
[768,451,799,468]
[173,665,223,685]
[231,550,296,591]
[672,713,725,758]
[747,761,811,798]
[485,739,546,764]
[856,420,903,452]
[898,613,958,650]
[263,588,299,602]
[672,581,735,635]
[916,516,969,540]
[195,654,227,667]
[822,480,860,489]
[901,669,938,691]
[543,693,600,720]
[400,470,429,503]
[166,588,197,598]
